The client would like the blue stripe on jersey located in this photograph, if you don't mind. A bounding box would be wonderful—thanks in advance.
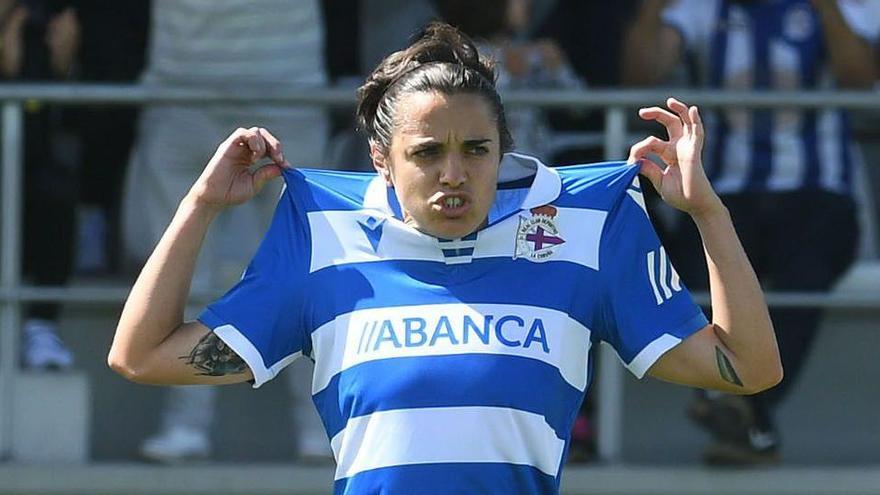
[553,162,637,211]
[334,462,559,495]
[801,111,820,189]
[441,247,475,257]
[305,258,602,333]
[312,353,585,440]
[292,169,374,213]
[707,1,730,183]
[746,4,775,188]
[797,8,821,190]
[840,112,853,190]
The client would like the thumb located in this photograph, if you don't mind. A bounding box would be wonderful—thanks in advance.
[252,164,282,192]
[638,159,664,191]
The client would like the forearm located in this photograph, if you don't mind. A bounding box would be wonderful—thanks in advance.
[814,1,877,87]
[692,204,781,388]
[621,1,679,85]
[110,194,221,370]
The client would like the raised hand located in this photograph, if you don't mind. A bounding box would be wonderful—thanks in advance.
[629,97,722,217]
[188,127,291,211]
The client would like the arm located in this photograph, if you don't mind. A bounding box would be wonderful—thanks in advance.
[0,6,27,78]
[108,127,290,385]
[45,7,80,78]
[620,0,682,86]
[812,0,877,88]
[629,98,783,394]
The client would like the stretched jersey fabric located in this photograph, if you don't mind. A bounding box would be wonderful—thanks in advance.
[663,0,880,195]
[199,153,708,494]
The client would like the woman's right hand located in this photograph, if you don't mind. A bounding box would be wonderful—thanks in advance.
[187,127,291,211]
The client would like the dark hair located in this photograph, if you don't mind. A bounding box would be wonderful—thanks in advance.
[356,22,514,155]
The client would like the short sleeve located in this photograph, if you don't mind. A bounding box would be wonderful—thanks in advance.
[662,0,719,49]
[596,176,708,378]
[837,0,880,44]
[198,183,312,388]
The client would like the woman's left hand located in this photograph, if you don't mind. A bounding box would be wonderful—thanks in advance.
[629,97,723,217]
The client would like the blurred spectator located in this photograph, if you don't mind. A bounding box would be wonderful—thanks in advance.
[435,0,585,162]
[1,0,79,370]
[123,0,330,463]
[69,0,149,274]
[322,0,437,171]
[524,0,639,166]
[622,0,880,465]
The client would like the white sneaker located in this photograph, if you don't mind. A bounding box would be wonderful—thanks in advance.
[139,427,210,464]
[22,319,74,370]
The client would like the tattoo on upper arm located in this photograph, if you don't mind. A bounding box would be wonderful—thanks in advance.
[180,332,248,376]
[715,346,743,387]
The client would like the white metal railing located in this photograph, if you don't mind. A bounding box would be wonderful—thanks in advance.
[2,84,879,463]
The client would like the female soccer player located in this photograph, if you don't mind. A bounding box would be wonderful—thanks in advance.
[109,23,781,494]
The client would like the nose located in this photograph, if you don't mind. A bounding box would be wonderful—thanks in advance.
[439,153,466,188]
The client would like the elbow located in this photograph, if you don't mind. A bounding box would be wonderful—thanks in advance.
[107,351,138,382]
[107,349,153,385]
[742,359,784,395]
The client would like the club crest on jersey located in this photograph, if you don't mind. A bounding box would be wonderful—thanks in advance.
[514,205,565,262]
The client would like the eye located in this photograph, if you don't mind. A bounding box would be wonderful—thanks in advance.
[467,145,489,156]
[412,146,440,159]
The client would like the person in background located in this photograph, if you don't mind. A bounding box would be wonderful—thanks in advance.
[622,0,880,465]
[0,0,79,370]
[69,0,150,275]
[122,0,331,464]
[434,0,584,163]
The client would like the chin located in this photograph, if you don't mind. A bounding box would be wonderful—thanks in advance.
[429,218,481,240]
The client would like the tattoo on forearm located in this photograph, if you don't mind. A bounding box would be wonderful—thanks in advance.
[180,332,248,376]
[715,346,743,387]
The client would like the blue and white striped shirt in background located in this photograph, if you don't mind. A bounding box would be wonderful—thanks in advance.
[664,0,880,195]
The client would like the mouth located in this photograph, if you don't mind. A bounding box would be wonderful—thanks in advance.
[431,193,471,218]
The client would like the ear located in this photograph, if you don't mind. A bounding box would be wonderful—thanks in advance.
[370,143,393,186]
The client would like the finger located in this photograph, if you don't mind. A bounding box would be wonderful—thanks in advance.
[638,159,665,192]
[690,105,704,139]
[639,106,683,138]
[256,127,287,167]
[252,163,282,191]
[244,128,267,159]
[628,135,670,164]
[667,97,692,126]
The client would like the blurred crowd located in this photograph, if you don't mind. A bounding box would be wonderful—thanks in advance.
[4,0,879,467]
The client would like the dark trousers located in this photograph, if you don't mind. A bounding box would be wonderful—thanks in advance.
[658,191,859,429]
[21,108,78,322]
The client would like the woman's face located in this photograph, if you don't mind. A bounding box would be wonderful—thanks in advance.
[373,91,502,239]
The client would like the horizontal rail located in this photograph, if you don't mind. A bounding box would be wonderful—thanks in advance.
[2,84,880,109]
[1,286,879,310]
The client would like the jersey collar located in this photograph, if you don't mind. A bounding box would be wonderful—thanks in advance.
[362,152,562,220]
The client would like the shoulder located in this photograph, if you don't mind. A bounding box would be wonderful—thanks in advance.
[554,161,641,212]
[282,168,379,212]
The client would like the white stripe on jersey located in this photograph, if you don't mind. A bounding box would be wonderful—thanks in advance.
[330,406,566,480]
[818,107,844,192]
[658,247,673,300]
[624,333,685,378]
[310,303,593,394]
[214,324,303,388]
[646,251,663,305]
[768,40,805,191]
[307,207,608,273]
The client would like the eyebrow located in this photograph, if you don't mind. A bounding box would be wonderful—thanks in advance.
[463,139,492,146]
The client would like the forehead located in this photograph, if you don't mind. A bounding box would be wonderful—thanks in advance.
[394,91,496,138]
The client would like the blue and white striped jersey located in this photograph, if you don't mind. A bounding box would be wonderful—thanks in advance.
[199,153,708,494]
[663,0,880,195]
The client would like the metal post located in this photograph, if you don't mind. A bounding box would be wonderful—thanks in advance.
[0,102,24,459]
[596,107,627,463]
